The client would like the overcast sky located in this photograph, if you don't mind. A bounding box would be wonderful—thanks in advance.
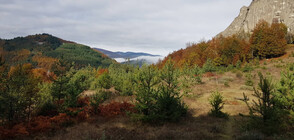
[0,0,252,56]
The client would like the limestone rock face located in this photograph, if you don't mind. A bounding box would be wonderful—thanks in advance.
[220,0,294,37]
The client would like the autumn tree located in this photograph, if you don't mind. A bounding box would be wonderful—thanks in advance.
[250,20,287,58]
[217,35,250,66]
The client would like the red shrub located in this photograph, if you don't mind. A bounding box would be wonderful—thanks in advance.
[96,68,109,77]
[203,72,215,77]
[99,102,135,117]
[77,110,89,121]
[77,97,90,107]
[0,123,29,139]
[27,116,52,133]
[50,113,70,124]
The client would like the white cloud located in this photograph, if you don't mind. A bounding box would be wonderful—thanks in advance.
[115,56,164,64]
[0,0,252,56]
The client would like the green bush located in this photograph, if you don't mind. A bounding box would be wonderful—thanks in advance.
[245,73,254,86]
[191,65,203,84]
[224,81,230,87]
[275,70,294,124]
[157,61,187,122]
[236,71,243,79]
[36,82,57,116]
[235,60,242,69]
[202,59,216,73]
[133,65,160,122]
[134,61,187,122]
[242,73,284,135]
[91,72,112,90]
[242,63,254,72]
[109,64,136,96]
[209,91,227,118]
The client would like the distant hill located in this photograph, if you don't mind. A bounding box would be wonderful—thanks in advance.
[94,48,160,59]
[94,48,162,64]
[0,33,115,69]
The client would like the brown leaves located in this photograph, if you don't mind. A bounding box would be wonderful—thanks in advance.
[250,20,287,58]
[32,68,57,83]
[32,55,59,70]
[99,102,135,118]
[159,35,250,68]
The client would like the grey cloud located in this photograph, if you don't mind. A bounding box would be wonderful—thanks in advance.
[0,0,252,56]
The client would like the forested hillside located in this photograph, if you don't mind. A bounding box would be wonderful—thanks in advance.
[0,33,115,69]
[159,21,288,68]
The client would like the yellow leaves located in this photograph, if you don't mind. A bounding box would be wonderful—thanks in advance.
[12,49,31,61]
[8,63,33,77]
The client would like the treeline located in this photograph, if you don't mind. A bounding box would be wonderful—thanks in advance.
[159,20,288,68]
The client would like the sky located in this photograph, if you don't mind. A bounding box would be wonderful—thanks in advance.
[0,0,252,56]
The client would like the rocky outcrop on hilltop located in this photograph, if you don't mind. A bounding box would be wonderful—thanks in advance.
[220,0,294,38]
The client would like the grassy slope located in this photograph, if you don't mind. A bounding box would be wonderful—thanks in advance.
[30,45,294,140]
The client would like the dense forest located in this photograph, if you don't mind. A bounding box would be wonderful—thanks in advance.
[1,21,294,139]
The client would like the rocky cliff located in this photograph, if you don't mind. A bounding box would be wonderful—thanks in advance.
[220,0,294,37]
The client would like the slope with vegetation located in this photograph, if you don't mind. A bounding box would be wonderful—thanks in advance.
[1,20,294,140]
[159,21,288,68]
[0,33,115,69]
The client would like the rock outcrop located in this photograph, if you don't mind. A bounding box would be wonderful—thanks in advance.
[219,0,294,37]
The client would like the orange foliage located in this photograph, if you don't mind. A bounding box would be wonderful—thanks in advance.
[27,116,52,133]
[96,68,109,77]
[11,49,31,62]
[250,20,287,58]
[8,63,33,77]
[203,72,215,77]
[32,68,57,82]
[32,55,59,70]
[99,102,135,118]
[0,123,29,139]
[77,109,90,121]
[0,97,135,139]
[50,113,70,124]
[158,35,250,68]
